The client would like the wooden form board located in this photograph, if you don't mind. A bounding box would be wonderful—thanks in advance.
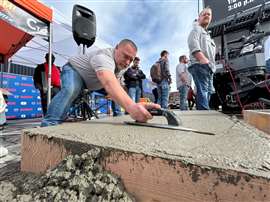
[243,110,270,135]
[21,133,270,202]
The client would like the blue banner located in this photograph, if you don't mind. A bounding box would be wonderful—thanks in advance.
[1,72,42,119]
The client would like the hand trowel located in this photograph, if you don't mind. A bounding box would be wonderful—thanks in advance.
[125,108,215,136]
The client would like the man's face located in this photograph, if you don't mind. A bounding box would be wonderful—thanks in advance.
[184,57,189,64]
[133,59,140,67]
[198,9,212,28]
[114,43,136,70]
[181,56,188,64]
[163,53,169,60]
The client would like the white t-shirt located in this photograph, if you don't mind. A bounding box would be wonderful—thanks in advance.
[265,36,270,61]
[68,48,116,91]
[176,63,191,88]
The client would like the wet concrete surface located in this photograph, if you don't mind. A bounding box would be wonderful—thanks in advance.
[26,111,270,179]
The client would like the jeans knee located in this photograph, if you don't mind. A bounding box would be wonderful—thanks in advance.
[62,86,80,101]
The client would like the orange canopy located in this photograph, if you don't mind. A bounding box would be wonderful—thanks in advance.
[13,0,52,23]
[0,19,33,59]
[0,0,53,61]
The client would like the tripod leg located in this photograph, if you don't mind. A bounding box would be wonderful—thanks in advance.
[86,104,99,119]
[82,97,99,119]
[81,102,87,120]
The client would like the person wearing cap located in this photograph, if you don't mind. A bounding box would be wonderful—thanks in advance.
[124,57,146,103]
[33,53,61,116]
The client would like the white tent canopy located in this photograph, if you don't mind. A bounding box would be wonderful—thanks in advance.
[11,7,112,68]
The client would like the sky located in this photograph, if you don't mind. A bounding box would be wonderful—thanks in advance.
[41,0,203,91]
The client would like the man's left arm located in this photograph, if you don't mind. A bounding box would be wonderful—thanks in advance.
[138,70,146,79]
[164,61,172,84]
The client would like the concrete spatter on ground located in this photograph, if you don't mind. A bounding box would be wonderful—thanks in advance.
[0,148,135,202]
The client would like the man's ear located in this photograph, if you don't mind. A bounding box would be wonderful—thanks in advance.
[115,44,119,49]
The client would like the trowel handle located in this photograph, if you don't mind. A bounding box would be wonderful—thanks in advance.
[148,108,182,126]
[148,108,164,116]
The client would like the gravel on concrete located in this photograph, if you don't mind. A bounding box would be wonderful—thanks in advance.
[0,148,135,202]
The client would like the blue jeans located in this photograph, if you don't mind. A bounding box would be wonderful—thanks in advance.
[157,80,169,109]
[128,86,141,103]
[111,101,121,116]
[178,85,189,110]
[41,63,85,126]
[208,73,215,102]
[188,64,212,110]
[266,59,270,74]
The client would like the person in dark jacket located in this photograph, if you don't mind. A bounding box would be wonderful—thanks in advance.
[156,50,172,108]
[33,53,61,116]
[124,57,146,103]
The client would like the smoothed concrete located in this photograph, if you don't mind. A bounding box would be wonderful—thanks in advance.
[23,111,270,179]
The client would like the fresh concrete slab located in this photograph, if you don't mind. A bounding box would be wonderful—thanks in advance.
[23,111,270,178]
[21,111,270,202]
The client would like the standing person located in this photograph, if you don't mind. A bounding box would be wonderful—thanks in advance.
[187,87,196,110]
[33,53,61,116]
[112,69,126,116]
[152,86,158,104]
[187,7,216,110]
[41,39,160,127]
[265,36,270,79]
[124,57,146,103]
[176,55,190,110]
[156,50,172,109]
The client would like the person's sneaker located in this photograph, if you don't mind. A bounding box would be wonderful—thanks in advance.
[0,146,8,158]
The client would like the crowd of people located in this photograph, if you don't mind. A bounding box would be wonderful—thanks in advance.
[32,7,215,127]
[34,7,269,127]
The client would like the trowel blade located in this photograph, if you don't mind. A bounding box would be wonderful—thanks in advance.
[124,121,215,136]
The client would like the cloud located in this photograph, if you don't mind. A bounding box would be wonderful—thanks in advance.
[42,0,202,90]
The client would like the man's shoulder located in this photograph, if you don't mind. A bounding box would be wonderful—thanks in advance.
[95,48,114,58]
[126,67,133,72]
[176,63,186,69]
[90,48,115,66]
[190,24,205,35]
[159,58,168,64]
[176,63,181,68]
[35,63,45,70]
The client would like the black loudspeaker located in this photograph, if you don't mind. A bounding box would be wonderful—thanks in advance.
[72,5,96,48]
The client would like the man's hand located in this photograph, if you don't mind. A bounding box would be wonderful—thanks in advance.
[126,102,161,123]
[194,51,209,64]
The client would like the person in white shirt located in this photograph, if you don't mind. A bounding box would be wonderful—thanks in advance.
[176,55,191,110]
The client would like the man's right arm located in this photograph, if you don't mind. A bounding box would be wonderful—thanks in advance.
[193,51,209,64]
[177,65,187,84]
[96,69,160,122]
[188,30,209,64]
[163,60,172,84]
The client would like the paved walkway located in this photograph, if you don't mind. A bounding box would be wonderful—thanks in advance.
[0,118,42,169]
[0,114,111,170]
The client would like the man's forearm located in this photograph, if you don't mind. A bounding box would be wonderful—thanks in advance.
[194,51,209,64]
[96,70,134,110]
